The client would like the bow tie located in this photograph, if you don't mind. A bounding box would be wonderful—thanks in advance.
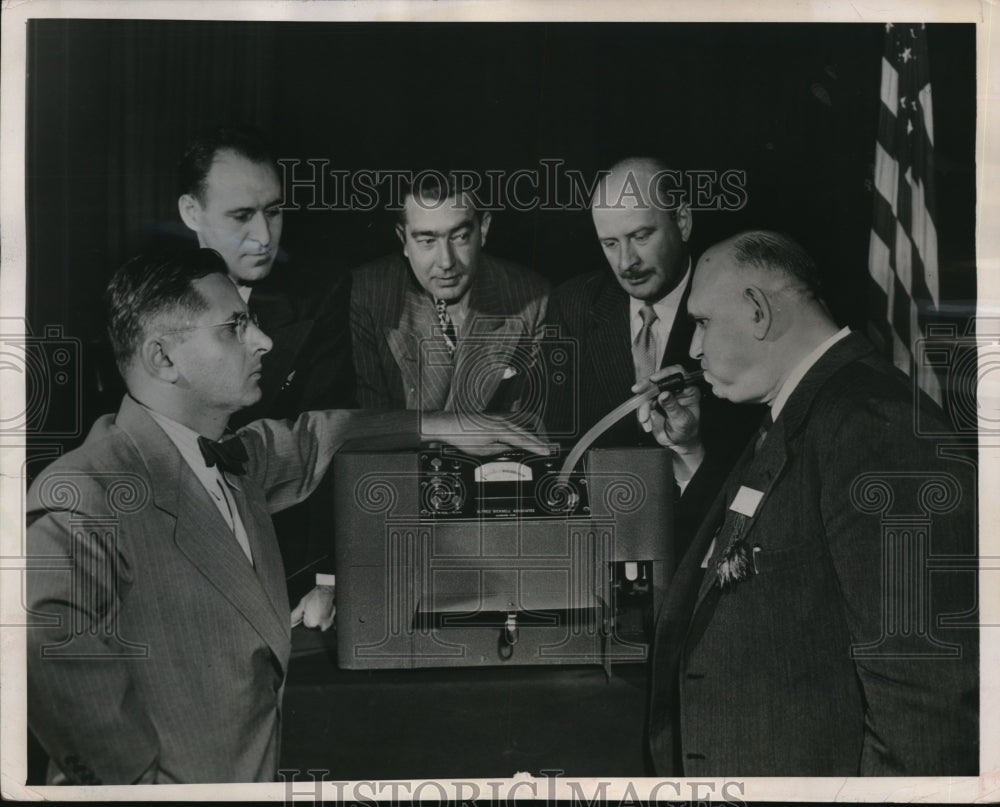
[198,435,248,476]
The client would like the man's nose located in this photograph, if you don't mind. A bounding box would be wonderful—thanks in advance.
[435,239,455,269]
[248,320,273,354]
[689,328,703,360]
[247,211,272,247]
[618,241,638,272]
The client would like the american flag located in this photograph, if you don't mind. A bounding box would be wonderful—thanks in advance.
[868,22,942,404]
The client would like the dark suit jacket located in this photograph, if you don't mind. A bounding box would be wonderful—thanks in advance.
[648,333,978,776]
[547,270,762,558]
[226,264,356,599]
[26,397,361,783]
[546,269,699,447]
[351,253,550,418]
[230,263,355,428]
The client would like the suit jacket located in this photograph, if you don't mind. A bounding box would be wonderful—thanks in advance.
[647,333,979,776]
[230,262,356,428]
[229,263,356,599]
[25,396,361,783]
[547,270,762,558]
[351,253,550,418]
[546,269,699,447]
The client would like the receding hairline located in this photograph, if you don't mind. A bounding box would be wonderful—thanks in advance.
[696,230,822,296]
[202,148,280,185]
[591,156,679,211]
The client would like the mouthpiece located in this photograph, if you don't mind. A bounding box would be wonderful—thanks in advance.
[654,369,705,395]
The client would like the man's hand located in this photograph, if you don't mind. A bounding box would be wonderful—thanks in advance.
[291,585,335,631]
[632,365,706,487]
[421,412,550,457]
[632,365,703,450]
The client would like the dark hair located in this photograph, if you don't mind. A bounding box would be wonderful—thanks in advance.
[729,230,824,298]
[106,249,228,373]
[396,170,483,226]
[177,124,276,200]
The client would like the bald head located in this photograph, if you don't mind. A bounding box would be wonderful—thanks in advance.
[687,231,837,404]
[590,157,692,303]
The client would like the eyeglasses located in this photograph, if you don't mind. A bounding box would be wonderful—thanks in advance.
[161,311,261,344]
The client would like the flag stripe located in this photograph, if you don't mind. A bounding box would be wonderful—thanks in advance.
[867,22,942,405]
[879,56,899,114]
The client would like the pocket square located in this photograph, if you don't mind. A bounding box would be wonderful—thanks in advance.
[501,366,519,380]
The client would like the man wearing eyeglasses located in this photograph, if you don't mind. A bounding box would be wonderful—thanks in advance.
[25,249,544,785]
[176,125,355,612]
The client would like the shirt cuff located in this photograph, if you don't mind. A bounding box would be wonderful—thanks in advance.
[315,573,336,587]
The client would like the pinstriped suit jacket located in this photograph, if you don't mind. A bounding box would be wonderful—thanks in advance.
[25,396,362,784]
[350,253,550,416]
[647,334,978,775]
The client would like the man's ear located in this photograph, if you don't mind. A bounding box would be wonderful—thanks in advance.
[479,211,492,245]
[139,336,180,383]
[744,285,773,339]
[178,194,203,233]
[674,202,693,242]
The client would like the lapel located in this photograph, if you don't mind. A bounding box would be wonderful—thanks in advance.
[588,281,636,407]
[688,331,875,612]
[229,481,292,628]
[449,260,527,410]
[115,397,292,670]
[692,426,786,605]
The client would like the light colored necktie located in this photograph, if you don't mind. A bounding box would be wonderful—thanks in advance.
[632,304,659,382]
[435,298,457,355]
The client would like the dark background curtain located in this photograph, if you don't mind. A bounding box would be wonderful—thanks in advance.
[25,20,976,454]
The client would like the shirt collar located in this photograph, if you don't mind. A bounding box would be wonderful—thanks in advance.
[770,327,850,419]
[140,401,239,491]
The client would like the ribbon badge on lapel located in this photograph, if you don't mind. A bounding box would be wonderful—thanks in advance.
[715,486,763,589]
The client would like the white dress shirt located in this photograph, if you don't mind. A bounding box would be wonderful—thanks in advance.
[145,405,254,565]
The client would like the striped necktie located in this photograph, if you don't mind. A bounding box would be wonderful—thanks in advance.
[435,298,457,355]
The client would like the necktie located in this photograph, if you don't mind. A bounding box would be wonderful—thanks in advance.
[198,435,248,476]
[754,409,774,454]
[632,304,658,382]
[435,298,457,355]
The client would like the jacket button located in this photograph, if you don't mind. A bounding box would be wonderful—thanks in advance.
[686,672,705,680]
